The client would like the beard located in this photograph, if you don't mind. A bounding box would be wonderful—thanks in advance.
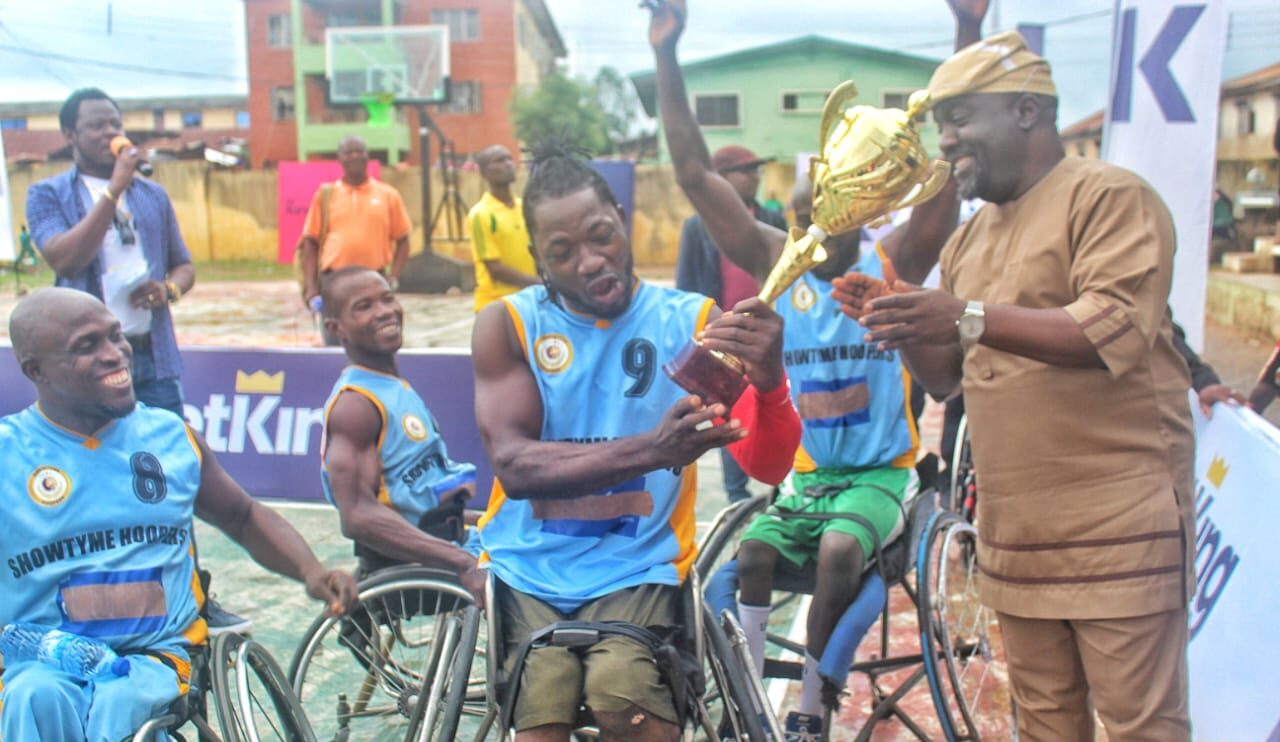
[811,233,861,282]
[557,254,636,319]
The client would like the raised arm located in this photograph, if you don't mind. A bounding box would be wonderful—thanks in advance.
[192,431,357,616]
[471,300,742,499]
[647,0,783,282]
[29,149,144,278]
[323,390,484,603]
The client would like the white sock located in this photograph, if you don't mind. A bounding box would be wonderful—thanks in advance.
[798,651,823,716]
[738,602,771,677]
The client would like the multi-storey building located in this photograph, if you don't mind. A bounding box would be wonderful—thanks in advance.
[243,0,566,168]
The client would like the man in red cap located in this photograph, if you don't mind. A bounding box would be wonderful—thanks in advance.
[675,144,787,504]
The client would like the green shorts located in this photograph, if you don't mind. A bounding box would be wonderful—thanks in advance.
[741,466,912,568]
[498,582,680,731]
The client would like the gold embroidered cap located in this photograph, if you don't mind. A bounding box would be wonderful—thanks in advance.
[928,30,1057,104]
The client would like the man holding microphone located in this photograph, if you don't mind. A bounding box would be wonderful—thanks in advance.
[26,87,195,417]
[25,88,252,636]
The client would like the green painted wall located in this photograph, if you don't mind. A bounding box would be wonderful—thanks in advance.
[656,46,939,169]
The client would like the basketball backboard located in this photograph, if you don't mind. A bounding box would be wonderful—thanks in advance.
[325,25,450,105]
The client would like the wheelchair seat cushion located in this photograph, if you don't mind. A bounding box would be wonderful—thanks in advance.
[741,466,912,570]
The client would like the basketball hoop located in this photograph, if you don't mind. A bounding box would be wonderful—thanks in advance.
[360,92,396,127]
[325,25,451,106]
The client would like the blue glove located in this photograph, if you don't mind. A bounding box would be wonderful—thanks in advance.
[309,295,323,314]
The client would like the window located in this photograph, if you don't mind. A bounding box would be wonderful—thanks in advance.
[440,80,481,114]
[780,90,828,113]
[432,9,479,42]
[181,111,202,128]
[694,94,739,127]
[0,117,26,130]
[267,13,291,48]
[235,110,250,128]
[882,90,926,122]
[271,86,295,121]
[327,9,379,27]
[1236,99,1255,136]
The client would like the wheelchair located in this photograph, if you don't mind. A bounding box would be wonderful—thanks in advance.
[478,568,783,742]
[132,630,313,742]
[699,465,1017,741]
[287,564,483,742]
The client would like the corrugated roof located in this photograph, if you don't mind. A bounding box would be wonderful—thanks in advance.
[1061,109,1104,138]
[1222,62,1280,97]
[630,35,941,117]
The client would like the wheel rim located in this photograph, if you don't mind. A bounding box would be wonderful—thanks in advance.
[927,520,1015,741]
[289,575,479,741]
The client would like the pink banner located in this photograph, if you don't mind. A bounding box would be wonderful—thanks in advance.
[276,160,382,264]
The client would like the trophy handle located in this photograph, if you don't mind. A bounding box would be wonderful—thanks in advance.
[893,160,953,210]
[818,81,859,149]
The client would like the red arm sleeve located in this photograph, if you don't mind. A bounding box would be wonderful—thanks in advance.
[725,379,801,486]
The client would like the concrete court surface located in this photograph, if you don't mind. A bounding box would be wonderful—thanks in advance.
[2,276,1277,740]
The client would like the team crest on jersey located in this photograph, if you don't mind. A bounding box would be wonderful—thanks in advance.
[534,334,573,374]
[791,282,817,312]
[402,413,429,442]
[28,466,71,507]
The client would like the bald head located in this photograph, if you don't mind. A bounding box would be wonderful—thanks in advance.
[338,136,370,185]
[10,288,107,365]
[321,266,386,319]
[10,288,137,431]
[477,145,516,189]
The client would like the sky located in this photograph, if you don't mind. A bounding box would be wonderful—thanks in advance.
[0,0,1276,131]
[547,0,1280,128]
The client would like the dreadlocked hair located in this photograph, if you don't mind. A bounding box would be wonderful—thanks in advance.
[521,136,619,238]
[521,136,621,308]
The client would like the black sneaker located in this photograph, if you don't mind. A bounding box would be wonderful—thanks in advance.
[205,596,253,636]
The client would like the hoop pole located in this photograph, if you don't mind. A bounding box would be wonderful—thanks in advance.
[416,104,433,252]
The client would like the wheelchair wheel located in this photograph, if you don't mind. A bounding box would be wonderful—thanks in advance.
[402,603,484,742]
[949,414,977,523]
[916,511,1016,742]
[287,566,482,742]
[698,602,779,742]
[694,494,767,582]
[212,632,316,742]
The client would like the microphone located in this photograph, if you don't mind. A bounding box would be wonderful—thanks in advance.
[109,136,153,177]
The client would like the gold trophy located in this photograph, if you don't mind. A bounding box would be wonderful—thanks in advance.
[665,82,952,407]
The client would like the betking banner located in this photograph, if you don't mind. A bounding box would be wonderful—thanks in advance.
[1102,1,1226,351]
[1187,393,1280,740]
[0,345,492,503]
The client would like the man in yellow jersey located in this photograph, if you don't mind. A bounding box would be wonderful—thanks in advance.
[468,144,538,311]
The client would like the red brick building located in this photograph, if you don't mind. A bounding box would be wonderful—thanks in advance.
[243,0,565,168]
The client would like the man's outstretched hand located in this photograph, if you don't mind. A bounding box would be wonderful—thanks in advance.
[699,298,785,393]
[946,0,990,25]
[305,568,359,618]
[642,0,686,51]
[861,282,967,349]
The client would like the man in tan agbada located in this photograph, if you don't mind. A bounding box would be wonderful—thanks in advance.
[856,23,1195,742]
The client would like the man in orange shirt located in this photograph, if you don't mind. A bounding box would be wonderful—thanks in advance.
[300,136,413,314]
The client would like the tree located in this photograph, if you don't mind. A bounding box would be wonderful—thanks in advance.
[510,73,610,155]
[594,66,644,147]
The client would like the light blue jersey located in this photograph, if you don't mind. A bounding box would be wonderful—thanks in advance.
[321,366,476,527]
[774,247,918,471]
[478,282,716,613]
[0,403,205,658]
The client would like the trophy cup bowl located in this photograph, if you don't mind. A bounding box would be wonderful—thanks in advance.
[664,84,952,408]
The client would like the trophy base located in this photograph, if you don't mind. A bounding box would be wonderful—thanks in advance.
[663,340,748,408]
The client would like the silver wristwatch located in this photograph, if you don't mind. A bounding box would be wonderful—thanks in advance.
[956,300,986,349]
